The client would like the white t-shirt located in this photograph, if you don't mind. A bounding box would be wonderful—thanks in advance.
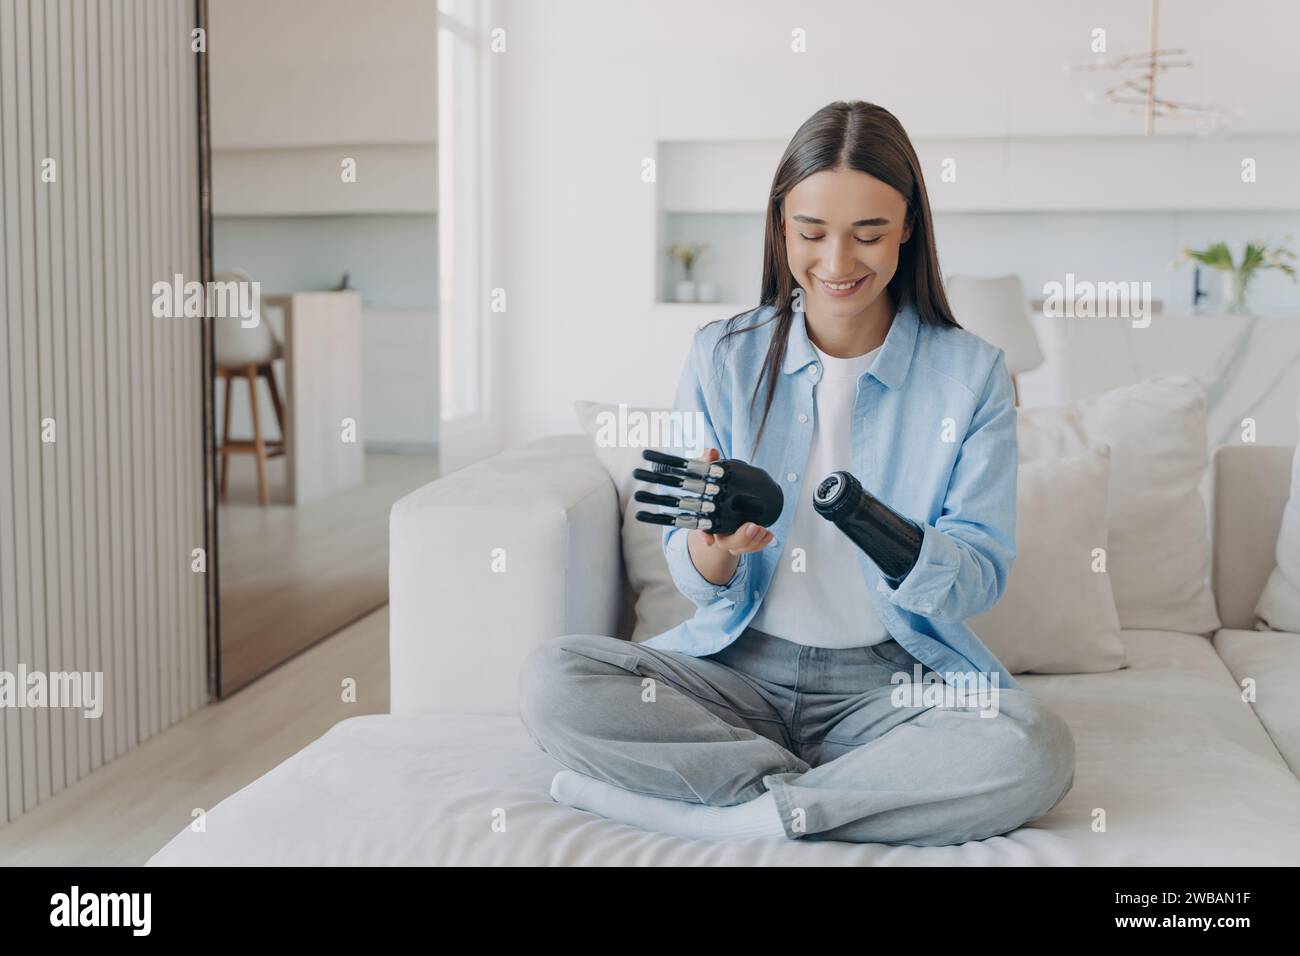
[749,340,891,648]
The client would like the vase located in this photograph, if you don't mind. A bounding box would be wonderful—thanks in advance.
[694,279,718,303]
[674,280,698,302]
[1223,270,1252,315]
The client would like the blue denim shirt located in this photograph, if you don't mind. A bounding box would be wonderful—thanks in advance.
[641,299,1023,692]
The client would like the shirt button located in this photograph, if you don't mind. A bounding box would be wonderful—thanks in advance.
[807,364,819,377]
[752,590,760,600]
[786,471,797,482]
[797,413,808,424]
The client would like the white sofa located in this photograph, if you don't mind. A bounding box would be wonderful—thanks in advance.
[149,438,1300,865]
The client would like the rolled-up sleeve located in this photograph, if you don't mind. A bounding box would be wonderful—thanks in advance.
[878,351,1018,622]
[665,526,753,608]
[659,330,751,608]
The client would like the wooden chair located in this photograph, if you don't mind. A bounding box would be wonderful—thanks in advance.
[214,270,286,506]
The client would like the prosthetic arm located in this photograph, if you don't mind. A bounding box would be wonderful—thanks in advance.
[812,470,923,584]
[632,449,784,536]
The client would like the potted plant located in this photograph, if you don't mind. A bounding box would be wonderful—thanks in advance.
[668,242,709,302]
[1178,237,1296,315]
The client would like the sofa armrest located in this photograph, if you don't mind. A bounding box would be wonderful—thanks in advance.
[1212,444,1295,630]
[388,434,623,715]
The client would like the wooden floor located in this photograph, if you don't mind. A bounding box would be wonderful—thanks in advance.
[0,605,390,866]
[218,452,440,693]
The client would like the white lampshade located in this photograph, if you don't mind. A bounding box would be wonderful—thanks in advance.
[944,274,1045,376]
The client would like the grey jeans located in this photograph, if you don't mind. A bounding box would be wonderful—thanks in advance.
[517,626,1075,845]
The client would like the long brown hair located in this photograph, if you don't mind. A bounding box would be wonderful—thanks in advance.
[711,100,960,458]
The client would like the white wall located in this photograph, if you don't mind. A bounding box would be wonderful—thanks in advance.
[208,0,437,148]
[212,145,436,217]
[208,0,437,214]
[488,0,1300,448]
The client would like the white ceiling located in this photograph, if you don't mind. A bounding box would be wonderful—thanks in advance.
[530,0,1300,138]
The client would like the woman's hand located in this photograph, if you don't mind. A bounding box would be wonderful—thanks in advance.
[694,447,775,554]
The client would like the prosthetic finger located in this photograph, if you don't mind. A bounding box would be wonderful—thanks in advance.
[812,470,923,582]
[632,449,784,536]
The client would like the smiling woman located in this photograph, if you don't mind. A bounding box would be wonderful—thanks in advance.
[516,100,1074,848]
[718,99,959,456]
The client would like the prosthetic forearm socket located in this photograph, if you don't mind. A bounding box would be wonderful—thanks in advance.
[632,449,784,537]
[812,470,923,582]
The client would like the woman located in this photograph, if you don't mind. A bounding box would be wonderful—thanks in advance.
[517,101,1075,846]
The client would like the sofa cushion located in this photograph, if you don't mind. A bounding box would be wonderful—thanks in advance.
[1019,375,1221,635]
[146,630,1300,865]
[969,447,1126,674]
[1254,394,1300,632]
[574,400,696,643]
[1214,628,1300,777]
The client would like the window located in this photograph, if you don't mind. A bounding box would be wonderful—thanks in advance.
[437,0,487,424]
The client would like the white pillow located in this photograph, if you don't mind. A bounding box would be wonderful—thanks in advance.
[1254,393,1300,633]
[574,400,696,642]
[970,448,1127,673]
[1018,375,1221,635]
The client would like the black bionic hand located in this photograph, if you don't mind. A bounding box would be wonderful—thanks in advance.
[813,470,923,581]
[632,449,784,536]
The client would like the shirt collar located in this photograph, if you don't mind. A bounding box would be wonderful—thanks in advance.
[781,297,919,390]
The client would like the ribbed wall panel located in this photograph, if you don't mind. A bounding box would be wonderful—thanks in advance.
[0,0,206,824]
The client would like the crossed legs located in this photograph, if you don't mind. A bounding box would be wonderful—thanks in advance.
[517,633,1074,845]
